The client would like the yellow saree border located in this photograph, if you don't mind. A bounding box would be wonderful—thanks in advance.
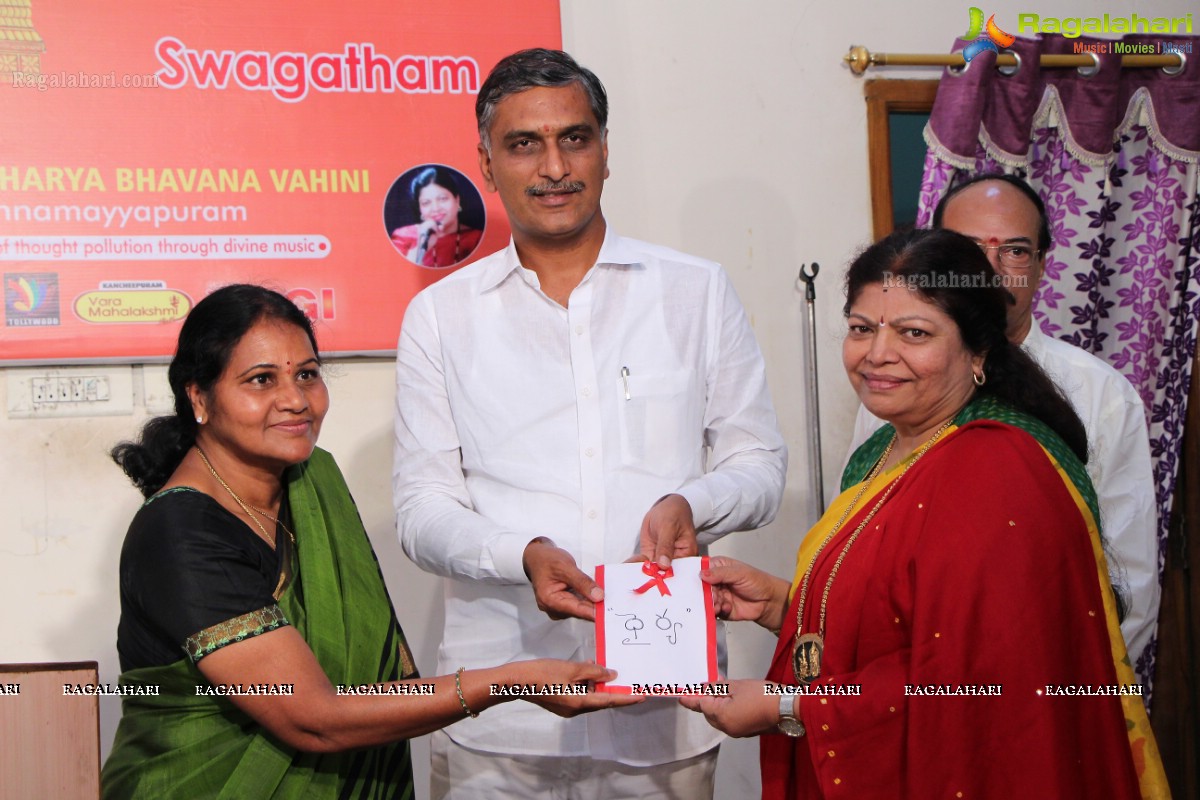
[1039,443,1170,799]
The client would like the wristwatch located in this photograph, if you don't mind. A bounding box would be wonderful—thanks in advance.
[777,692,805,737]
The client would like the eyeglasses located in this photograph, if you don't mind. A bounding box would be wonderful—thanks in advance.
[976,242,1041,270]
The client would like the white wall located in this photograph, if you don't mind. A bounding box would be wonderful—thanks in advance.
[1,1,1188,797]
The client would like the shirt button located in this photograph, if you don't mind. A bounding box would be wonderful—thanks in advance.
[575,324,584,335]
[581,386,591,397]
[588,509,598,519]
[585,447,595,457]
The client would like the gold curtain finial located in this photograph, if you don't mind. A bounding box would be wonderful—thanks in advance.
[845,45,871,76]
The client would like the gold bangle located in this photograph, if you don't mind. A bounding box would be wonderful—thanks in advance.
[455,667,478,718]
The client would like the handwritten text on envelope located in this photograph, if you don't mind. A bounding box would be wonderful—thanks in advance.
[594,556,718,694]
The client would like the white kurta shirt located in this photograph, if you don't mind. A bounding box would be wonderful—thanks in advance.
[393,228,787,764]
[847,325,1160,677]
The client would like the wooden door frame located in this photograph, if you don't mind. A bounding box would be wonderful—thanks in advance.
[864,79,938,240]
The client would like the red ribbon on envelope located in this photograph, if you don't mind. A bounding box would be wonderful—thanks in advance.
[633,561,674,596]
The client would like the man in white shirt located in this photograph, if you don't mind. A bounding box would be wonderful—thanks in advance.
[847,175,1159,688]
[394,49,786,799]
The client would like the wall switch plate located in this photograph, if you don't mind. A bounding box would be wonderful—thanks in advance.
[6,366,135,418]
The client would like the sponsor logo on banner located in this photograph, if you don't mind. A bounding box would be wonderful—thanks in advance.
[5,273,61,327]
[286,288,336,322]
[73,287,192,324]
[0,0,46,81]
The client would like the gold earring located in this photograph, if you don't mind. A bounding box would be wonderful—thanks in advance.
[973,370,986,387]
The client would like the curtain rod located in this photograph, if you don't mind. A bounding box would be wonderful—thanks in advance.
[844,45,1186,76]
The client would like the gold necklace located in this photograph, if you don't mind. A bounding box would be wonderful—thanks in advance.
[792,418,955,685]
[246,504,296,544]
[194,446,294,549]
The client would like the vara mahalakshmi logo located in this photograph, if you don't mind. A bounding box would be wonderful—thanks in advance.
[962,7,1016,62]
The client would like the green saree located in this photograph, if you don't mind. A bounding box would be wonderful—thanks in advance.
[102,448,415,799]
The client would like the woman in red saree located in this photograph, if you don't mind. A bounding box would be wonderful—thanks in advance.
[681,228,1168,798]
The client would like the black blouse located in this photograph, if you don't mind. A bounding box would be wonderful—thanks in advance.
[115,487,292,672]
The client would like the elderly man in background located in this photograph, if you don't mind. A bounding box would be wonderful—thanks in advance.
[848,174,1159,689]
[394,48,786,799]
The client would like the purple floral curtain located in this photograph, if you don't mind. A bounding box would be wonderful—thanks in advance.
[915,33,1200,698]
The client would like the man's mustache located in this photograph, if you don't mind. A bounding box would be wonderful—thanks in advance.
[526,181,586,197]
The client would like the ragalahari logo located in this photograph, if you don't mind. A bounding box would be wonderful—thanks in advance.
[962,7,1017,62]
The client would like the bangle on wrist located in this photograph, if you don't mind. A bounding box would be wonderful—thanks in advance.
[455,667,479,718]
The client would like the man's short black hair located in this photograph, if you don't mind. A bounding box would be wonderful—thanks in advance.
[475,48,608,150]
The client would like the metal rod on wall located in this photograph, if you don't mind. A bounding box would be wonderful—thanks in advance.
[844,45,1186,75]
[797,263,825,519]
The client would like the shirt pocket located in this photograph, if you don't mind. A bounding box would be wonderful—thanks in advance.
[615,369,703,477]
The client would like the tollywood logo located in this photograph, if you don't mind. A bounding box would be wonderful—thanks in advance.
[5,272,60,326]
[961,7,1016,63]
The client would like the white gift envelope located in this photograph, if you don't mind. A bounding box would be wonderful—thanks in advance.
[594,556,718,694]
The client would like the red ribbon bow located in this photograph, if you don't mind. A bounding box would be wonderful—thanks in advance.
[633,562,674,596]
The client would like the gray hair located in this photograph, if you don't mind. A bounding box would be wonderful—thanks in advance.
[476,48,608,151]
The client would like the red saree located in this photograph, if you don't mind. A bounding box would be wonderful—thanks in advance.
[762,416,1166,799]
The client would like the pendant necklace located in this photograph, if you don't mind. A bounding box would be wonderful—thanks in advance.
[792,418,955,685]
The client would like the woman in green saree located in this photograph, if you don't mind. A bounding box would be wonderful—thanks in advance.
[104,285,632,799]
